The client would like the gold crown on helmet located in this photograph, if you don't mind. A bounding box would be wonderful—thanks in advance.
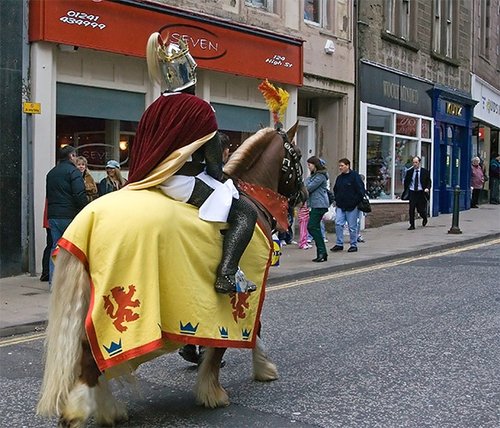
[146,32,197,92]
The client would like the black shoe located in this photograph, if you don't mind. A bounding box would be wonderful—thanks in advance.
[40,273,49,282]
[471,205,479,208]
[330,245,344,252]
[422,218,428,227]
[408,226,415,230]
[347,246,358,253]
[179,345,199,365]
[312,254,328,262]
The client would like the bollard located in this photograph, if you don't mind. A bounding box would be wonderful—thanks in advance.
[448,185,462,234]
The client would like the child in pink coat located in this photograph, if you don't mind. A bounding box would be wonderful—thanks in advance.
[297,202,312,249]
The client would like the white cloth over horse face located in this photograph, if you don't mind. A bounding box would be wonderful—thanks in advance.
[158,171,239,222]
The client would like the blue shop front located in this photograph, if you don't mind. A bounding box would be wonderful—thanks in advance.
[428,85,477,215]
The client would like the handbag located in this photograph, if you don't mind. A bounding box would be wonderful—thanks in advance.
[357,195,372,213]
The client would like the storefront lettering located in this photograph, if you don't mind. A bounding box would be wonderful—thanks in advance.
[265,54,293,68]
[446,102,463,116]
[382,81,418,104]
[170,32,219,52]
[59,10,106,29]
[482,96,500,116]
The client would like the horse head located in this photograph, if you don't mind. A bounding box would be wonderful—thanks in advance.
[224,123,304,204]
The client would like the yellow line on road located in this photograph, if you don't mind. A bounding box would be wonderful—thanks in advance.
[268,238,500,292]
[0,332,46,347]
[1,238,498,346]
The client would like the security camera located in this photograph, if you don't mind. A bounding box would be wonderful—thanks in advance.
[324,39,335,54]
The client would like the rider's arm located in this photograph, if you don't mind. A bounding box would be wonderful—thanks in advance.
[203,133,224,181]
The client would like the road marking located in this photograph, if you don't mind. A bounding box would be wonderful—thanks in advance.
[1,238,498,346]
[0,332,46,347]
[268,238,500,292]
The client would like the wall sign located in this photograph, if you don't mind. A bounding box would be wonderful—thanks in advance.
[29,0,303,86]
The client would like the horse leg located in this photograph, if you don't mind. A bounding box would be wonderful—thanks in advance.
[59,340,128,427]
[252,336,278,382]
[94,376,128,426]
[195,347,229,408]
[58,341,99,427]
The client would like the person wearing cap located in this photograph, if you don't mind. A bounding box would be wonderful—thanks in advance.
[45,145,88,284]
[127,32,258,295]
[98,160,128,196]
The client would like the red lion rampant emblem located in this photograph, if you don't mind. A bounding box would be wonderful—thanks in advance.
[103,285,141,332]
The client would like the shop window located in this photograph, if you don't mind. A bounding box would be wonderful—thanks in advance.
[366,135,394,199]
[363,105,433,201]
[368,108,393,133]
[56,116,137,180]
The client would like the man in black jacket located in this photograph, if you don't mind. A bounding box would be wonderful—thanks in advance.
[330,158,365,253]
[46,145,88,283]
[403,156,431,230]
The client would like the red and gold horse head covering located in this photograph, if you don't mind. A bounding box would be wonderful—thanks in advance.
[128,93,218,188]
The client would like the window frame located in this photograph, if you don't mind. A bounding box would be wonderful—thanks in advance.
[245,0,275,13]
[384,0,414,41]
[432,0,457,59]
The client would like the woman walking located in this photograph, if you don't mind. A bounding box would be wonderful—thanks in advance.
[305,156,330,262]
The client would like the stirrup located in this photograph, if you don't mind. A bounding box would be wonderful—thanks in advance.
[234,269,257,293]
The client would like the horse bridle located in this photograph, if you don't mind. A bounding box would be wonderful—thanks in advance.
[278,130,303,205]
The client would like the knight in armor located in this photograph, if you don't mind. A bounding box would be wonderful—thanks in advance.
[127,32,257,294]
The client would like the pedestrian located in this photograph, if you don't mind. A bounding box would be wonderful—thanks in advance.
[40,199,52,282]
[76,156,99,202]
[402,156,431,230]
[489,153,500,205]
[98,160,128,196]
[330,158,365,253]
[297,200,312,249]
[305,156,329,262]
[46,145,88,284]
[470,156,485,208]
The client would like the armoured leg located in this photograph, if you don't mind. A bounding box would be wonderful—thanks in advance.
[188,179,258,294]
[215,197,257,293]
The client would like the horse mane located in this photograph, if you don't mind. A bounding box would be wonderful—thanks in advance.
[224,127,277,177]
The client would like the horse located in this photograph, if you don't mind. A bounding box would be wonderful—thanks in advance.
[37,124,304,427]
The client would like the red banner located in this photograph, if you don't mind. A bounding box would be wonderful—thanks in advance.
[29,0,303,86]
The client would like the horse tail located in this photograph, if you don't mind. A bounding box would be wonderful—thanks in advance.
[146,31,162,85]
[37,248,91,417]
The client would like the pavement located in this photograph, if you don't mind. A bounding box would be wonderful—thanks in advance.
[1,204,499,338]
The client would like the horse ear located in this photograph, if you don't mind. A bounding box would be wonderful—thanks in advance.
[286,121,299,143]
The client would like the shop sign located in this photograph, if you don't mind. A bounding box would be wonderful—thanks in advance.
[29,0,303,86]
[471,75,500,126]
[360,63,432,116]
[23,102,41,114]
[446,102,463,117]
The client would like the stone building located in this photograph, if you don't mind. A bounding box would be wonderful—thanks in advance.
[1,0,356,277]
[356,0,478,227]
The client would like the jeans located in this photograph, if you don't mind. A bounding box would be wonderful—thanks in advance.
[335,207,359,247]
[48,218,73,284]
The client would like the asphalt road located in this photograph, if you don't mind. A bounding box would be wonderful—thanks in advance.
[1,242,499,427]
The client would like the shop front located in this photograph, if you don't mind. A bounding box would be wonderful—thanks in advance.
[471,74,500,204]
[28,0,303,272]
[358,62,433,227]
[428,85,477,214]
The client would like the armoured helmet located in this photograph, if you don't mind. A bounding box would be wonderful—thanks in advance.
[146,32,197,92]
